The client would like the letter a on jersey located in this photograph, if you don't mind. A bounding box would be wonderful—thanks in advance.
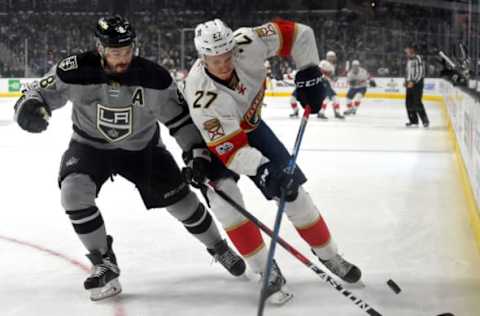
[132,88,144,107]
[96,104,133,142]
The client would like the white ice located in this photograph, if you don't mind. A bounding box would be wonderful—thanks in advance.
[1,96,479,316]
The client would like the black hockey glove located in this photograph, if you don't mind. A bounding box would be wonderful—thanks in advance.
[294,65,326,114]
[182,147,211,189]
[14,95,51,133]
[369,80,377,87]
[255,161,300,202]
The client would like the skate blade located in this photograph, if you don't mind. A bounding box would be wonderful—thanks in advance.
[267,286,294,305]
[90,278,122,301]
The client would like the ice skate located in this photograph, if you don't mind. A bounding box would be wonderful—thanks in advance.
[260,260,293,305]
[405,122,419,127]
[343,108,355,116]
[289,110,299,118]
[318,253,362,284]
[84,235,121,301]
[208,239,246,277]
[334,111,345,119]
[317,112,328,120]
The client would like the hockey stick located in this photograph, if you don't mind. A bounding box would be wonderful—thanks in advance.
[257,106,312,316]
[204,184,383,316]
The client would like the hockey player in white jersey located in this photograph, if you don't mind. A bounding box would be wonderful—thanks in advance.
[316,51,344,119]
[343,60,376,116]
[182,19,362,301]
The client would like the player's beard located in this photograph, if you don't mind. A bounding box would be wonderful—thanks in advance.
[106,62,130,75]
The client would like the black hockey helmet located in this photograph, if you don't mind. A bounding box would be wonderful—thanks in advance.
[95,15,136,48]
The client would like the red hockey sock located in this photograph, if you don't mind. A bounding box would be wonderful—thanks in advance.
[333,103,340,110]
[347,102,353,109]
[291,102,298,110]
[321,102,327,110]
[226,220,265,257]
[354,101,360,108]
[295,216,331,248]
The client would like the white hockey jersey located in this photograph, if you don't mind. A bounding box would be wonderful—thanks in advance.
[347,67,370,88]
[183,20,319,175]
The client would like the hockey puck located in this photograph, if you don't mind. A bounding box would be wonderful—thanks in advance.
[386,279,401,294]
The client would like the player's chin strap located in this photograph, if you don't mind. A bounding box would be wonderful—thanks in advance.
[202,180,383,316]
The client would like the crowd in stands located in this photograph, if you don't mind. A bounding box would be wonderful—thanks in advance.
[0,1,476,79]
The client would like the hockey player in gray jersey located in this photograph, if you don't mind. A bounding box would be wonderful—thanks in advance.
[13,15,245,301]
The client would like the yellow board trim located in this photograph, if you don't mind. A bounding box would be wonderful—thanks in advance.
[0,92,21,97]
[440,99,480,254]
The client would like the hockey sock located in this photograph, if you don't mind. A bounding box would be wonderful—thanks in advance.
[354,100,361,108]
[284,188,338,260]
[167,192,221,249]
[297,216,337,260]
[333,102,340,112]
[66,206,109,254]
[320,103,327,113]
[226,219,267,273]
[181,203,220,249]
[347,102,353,109]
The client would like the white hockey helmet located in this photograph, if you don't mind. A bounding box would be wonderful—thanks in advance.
[194,19,235,56]
[326,51,336,58]
[352,60,360,66]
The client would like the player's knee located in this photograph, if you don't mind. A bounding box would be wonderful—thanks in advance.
[60,173,97,211]
[207,177,246,227]
[284,187,319,227]
[165,191,199,221]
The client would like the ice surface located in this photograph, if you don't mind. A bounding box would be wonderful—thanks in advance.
[1,96,479,316]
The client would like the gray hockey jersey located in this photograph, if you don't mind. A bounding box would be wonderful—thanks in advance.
[21,51,201,152]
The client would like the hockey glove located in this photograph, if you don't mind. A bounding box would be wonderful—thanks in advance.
[182,147,211,189]
[294,65,326,114]
[255,161,300,202]
[14,95,51,133]
[369,80,377,87]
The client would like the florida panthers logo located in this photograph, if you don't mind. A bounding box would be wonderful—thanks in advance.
[96,104,133,143]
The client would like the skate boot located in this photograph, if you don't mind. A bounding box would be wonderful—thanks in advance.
[289,110,299,118]
[352,108,357,115]
[318,253,362,283]
[317,112,328,120]
[343,108,355,116]
[260,260,293,305]
[334,111,345,119]
[84,235,121,301]
[405,122,419,127]
[208,239,246,277]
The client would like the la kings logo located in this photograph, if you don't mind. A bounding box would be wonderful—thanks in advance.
[96,104,133,143]
[58,56,78,71]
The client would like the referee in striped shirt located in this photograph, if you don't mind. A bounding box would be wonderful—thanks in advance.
[404,43,429,127]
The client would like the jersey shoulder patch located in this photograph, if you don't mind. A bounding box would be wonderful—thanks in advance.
[56,51,105,85]
[253,23,277,39]
[58,55,78,71]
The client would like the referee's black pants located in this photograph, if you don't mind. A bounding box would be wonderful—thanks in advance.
[405,80,429,124]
